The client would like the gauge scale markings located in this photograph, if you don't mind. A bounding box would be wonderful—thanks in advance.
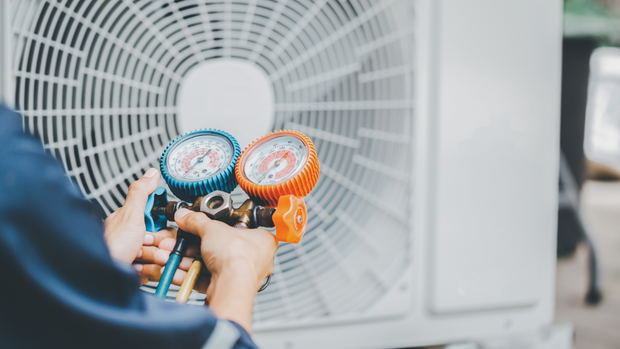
[244,136,308,185]
[166,134,233,182]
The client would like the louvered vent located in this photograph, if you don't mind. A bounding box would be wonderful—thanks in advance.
[10,0,414,327]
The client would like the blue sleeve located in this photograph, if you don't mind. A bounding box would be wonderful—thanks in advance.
[231,321,262,349]
[0,106,258,349]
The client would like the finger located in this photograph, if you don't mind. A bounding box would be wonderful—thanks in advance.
[170,268,208,289]
[157,238,199,256]
[172,269,187,286]
[133,263,161,282]
[142,264,161,281]
[123,168,161,217]
[153,249,169,267]
[158,238,177,251]
[135,246,159,263]
[174,208,219,238]
[132,263,159,278]
[153,227,177,245]
[142,240,198,266]
[153,248,198,270]
[143,227,177,247]
[255,229,279,256]
[139,276,149,285]
[178,255,197,270]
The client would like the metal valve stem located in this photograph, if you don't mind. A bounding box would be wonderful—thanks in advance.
[156,191,275,229]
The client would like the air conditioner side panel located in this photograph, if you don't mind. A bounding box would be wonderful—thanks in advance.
[254,0,561,348]
[0,0,14,107]
[429,0,562,313]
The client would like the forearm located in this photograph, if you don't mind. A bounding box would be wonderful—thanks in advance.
[207,265,258,333]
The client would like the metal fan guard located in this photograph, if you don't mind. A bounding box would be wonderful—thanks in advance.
[9,0,414,327]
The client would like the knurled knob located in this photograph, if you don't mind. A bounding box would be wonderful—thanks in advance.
[272,195,307,243]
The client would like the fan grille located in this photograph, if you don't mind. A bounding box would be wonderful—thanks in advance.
[10,0,415,327]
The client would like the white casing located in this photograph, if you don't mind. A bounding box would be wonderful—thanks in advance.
[0,0,562,348]
[0,0,13,107]
[255,1,562,347]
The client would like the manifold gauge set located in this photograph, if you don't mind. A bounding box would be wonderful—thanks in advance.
[143,129,320,302]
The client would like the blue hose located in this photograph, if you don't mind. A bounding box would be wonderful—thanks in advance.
[153,229,195,299]
[154,253,181,299]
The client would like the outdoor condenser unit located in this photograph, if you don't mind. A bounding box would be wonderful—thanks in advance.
[0,0,562,348]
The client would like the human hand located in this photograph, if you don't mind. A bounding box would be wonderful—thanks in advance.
[153,239,207,291]
[176,208,277,295]
[154,208,278,332]
[104,168,161,264]
[132,227,177,285]
[154,211,277,294]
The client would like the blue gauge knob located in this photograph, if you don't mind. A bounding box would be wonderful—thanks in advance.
[160,129,241,202]
[144,187,168,232]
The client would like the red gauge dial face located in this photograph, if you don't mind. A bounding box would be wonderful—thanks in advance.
[257,150,296,181]
[243,135,308,185]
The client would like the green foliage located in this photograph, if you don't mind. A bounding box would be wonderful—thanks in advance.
[565,0,615,17]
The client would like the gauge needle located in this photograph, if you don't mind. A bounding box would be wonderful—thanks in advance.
[258,152,288,183]
[183,149,211,177]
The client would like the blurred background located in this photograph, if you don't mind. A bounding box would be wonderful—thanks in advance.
[4,0,620,348]
[552,0,620,348]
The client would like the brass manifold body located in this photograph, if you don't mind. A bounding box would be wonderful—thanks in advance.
[151,190,277,230]
[151,190,279,299]
[149,189,307,300]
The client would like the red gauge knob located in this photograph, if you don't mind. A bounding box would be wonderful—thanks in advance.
[272,195,307,243]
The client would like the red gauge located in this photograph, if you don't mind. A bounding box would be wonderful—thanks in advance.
[236,130,319,207]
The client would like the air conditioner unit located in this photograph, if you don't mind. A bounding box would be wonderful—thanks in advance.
[0,0,562,348]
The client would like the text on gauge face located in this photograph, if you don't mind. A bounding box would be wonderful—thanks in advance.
[243,135,308,185]
[166,133,234,182]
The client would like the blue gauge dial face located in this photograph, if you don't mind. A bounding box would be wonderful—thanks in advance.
[165,133,233,182]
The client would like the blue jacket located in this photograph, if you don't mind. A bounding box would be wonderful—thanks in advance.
[0,105,258,349]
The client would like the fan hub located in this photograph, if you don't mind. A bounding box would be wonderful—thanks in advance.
[177,60,274,149]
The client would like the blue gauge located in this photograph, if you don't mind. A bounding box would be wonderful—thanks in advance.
[161,129,240,202]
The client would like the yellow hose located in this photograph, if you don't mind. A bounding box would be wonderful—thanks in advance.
[176,258,203,303]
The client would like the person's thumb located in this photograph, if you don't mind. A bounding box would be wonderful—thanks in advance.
[174,208,215,238]
[124,168,160,215]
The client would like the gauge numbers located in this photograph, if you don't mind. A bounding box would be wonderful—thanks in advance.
[244,135,308,185]
[166,133,233,181]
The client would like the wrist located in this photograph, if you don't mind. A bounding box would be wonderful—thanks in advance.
[207,262,259,333]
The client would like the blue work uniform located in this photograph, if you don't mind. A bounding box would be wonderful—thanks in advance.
[0,105,259,349]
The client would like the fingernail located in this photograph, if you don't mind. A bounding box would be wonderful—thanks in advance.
[137,249,143,258]
[144,234,154,245]
[133,264,143,272]
[143,168,158,178]
[175,208,191,220]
